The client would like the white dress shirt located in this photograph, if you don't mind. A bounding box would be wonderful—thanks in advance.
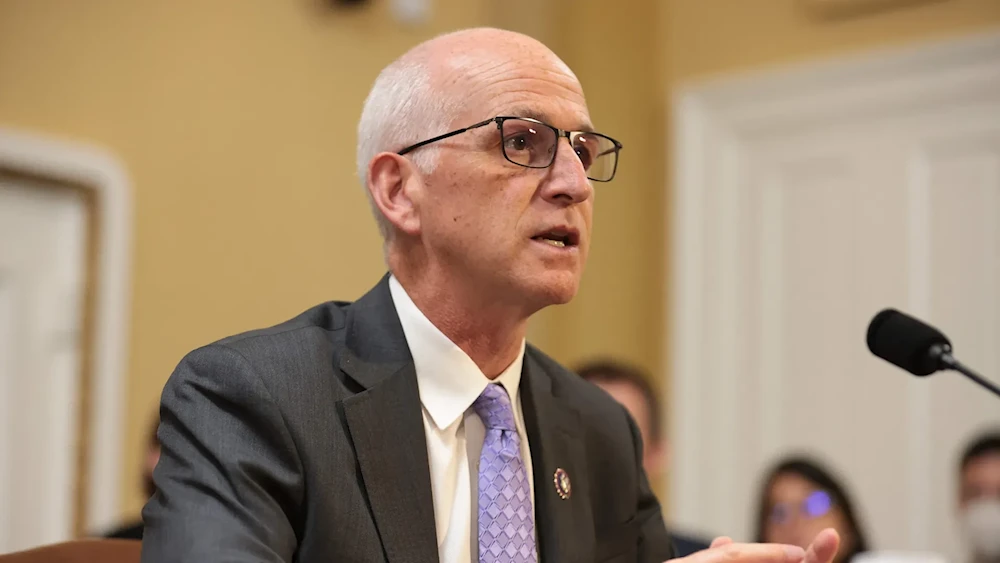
[388,275,535,563]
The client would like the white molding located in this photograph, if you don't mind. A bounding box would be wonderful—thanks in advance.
[674,29,1000,132]
[904,147,932,550]
[0,128,133,533]
[712,132,743,535]
[668,28,1000,543]
[0,282,14,548]
[668,93,708,526]
[758,166,785,460]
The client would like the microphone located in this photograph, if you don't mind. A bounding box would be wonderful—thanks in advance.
[866,308,1000,398]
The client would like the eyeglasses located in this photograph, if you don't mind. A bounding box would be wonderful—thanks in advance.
[768,491,834,525]
[397,116,623,182]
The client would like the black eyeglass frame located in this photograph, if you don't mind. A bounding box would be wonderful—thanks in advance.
[396,116,623,182]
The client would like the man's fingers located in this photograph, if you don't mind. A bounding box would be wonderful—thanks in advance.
[664,531,838,563]
[681,542,806,563]
[804,528,841,563]
[709,536,733,549]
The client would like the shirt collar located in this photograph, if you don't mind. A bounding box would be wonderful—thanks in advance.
[388,274,526,430]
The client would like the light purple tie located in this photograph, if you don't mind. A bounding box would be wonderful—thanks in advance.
[473,384,537,563]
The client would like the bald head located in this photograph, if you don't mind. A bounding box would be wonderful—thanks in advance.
[356,28,584,240]
[359,27,598,316]
[406,28,578,87]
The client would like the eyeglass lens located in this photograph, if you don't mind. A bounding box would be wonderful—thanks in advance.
[769,490,834,525]
[500,118,618,181]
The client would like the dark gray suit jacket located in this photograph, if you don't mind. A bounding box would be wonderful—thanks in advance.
[141,276,674,563]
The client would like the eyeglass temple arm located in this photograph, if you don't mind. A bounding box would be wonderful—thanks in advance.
[397,118,496,155]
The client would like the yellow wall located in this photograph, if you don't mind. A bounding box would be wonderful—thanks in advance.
[665,0,1000,82]
[1,0,999,525]
[0,0,496,522]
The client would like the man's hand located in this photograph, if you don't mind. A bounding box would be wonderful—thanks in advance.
[667,528,840,563]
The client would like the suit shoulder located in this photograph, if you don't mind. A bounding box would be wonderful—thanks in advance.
[167,300,355,398]
[210,300,351,353]
[168,300,353,380]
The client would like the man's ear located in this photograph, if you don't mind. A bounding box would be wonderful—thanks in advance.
[367,152,422,237]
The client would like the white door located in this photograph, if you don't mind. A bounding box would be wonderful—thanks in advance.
[0,178,88,552]
[669,31,1000,562]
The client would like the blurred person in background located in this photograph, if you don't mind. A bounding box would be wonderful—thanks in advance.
[577,359,713,557]
[957,430,1000,563]
[755,457,870,563]
[103,415,160,539]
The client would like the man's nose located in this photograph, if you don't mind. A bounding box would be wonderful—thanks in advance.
[540,138,593,204]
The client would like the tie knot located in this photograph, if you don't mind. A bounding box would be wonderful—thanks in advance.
[473,383,517,431]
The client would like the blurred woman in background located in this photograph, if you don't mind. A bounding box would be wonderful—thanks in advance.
[755,456,871,563]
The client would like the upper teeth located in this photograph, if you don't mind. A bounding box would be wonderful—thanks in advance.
[544,239,566,247]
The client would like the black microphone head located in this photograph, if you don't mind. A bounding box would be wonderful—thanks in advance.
[866,308,951,376]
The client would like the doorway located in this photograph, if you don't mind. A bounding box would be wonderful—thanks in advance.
[0,129,132,551]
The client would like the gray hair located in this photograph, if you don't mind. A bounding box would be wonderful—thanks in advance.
[356,58,457,240]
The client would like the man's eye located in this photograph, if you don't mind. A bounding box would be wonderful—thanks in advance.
[504,135,530,151]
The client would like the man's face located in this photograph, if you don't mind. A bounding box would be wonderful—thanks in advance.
[591,380,664,478]
[960,452,1000,507]
[414,46,595,313]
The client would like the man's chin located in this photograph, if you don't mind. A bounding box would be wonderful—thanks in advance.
[527,275,580,307]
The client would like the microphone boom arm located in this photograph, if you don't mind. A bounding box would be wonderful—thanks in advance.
[930,343,1000,399]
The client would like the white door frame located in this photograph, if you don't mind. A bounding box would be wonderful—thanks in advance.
[0,128,133,534]
[667,29,1000,548]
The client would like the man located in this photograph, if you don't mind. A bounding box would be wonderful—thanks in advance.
[957,430,1000,563]
[142,27,840,563]
[577,360,712,557]
[103,416,160,539]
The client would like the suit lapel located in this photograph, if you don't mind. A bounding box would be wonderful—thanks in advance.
[338,277,439,563]
[520,351,592,563]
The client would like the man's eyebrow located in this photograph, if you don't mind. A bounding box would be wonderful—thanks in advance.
[499,106,595,133]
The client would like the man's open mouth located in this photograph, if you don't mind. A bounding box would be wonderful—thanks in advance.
[531,228,579,248]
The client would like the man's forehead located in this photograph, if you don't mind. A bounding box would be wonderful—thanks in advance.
[493,104,595,133]
[483,102,594,131]
[430,48,591,131]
